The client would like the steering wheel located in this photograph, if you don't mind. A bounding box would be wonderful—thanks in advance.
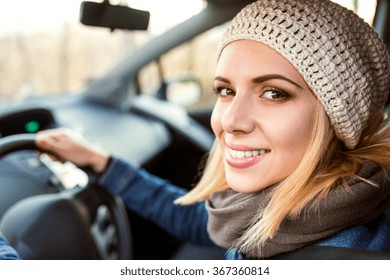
[0,133,132,260]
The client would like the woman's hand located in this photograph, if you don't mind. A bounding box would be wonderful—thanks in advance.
[35,128,110,173]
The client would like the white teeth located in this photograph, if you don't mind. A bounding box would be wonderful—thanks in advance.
[237,151,245,158]
[228,148,269,158]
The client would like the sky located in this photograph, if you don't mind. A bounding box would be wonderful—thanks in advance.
[0,0,205,36]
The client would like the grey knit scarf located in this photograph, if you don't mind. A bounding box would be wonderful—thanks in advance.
[206,162,390,258]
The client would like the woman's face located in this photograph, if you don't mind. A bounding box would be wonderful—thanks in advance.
[211,40,318,193]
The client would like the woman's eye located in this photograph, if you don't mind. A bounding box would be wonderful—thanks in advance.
[261,89,290,101]
[213,86,234,97]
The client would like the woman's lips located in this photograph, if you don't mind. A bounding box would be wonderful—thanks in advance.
[225,146,270,169]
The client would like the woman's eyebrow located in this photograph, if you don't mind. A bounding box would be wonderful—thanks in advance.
[214,76,231,83]
[252,74,303,89]
[214,74,304,89]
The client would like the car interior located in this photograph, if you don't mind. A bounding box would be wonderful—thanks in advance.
[0,0,389,260]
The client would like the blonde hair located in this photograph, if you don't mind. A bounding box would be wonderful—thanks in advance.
[176,102,390,252]
[174,141,228,204]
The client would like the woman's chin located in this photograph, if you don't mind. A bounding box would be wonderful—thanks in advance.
[227,179,270,193]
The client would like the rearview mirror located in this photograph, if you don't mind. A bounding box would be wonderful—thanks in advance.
[80,1,150,31]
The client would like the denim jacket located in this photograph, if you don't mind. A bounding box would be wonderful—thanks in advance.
[0,232,20,260]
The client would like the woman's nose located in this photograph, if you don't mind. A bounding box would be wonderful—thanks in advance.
[221,95,255,135]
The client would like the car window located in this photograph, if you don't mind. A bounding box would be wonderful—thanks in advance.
[333,0,377,24]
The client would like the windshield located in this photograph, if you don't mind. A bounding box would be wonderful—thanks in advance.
[0,0,203,104]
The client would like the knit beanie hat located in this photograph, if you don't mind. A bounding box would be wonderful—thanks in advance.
[217,0,390,149]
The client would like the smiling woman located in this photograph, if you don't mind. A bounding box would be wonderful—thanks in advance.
[210,41,318,193]
[174,0,390,258]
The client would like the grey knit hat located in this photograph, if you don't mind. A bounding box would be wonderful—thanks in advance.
[218,0,390,149]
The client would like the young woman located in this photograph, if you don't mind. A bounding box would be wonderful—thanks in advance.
[4,0,389,259]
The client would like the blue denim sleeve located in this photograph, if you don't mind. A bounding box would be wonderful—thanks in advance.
[315,215,390,252]
[0,232,20,260]
[98,157,216,247]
